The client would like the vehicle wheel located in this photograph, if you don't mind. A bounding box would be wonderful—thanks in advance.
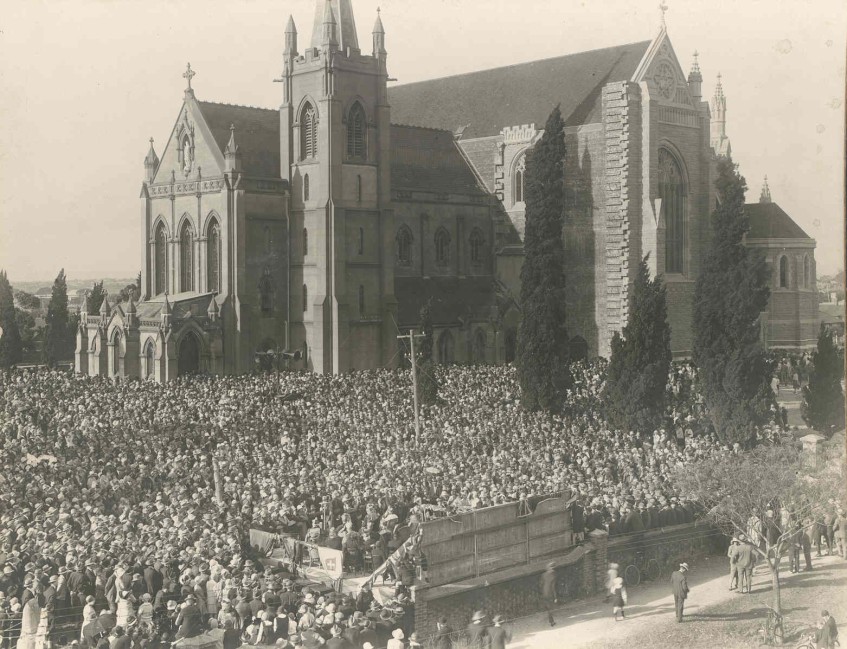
[624,564,641,587]
[646,558,660,582]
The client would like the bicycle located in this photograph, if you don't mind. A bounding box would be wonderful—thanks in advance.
[793,633,816,649]
[623,551,661,587]
[758,604,785,646]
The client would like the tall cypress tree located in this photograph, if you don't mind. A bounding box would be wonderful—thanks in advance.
[604,256,671,434]
[88,281,107,314]
[417,298,438,405]
[516,105,570,411]
[0,271,23,368]
[43,268,73,367]
[693,157,772,444]
[801,326,845,434]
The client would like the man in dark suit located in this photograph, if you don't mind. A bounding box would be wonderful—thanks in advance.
[143,560,163,600]
[487,615,512,649]
[670,562,690,622]
[465,611,487,649]
[175,595,203,639]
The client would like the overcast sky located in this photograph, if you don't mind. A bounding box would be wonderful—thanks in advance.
[0,0,844,283]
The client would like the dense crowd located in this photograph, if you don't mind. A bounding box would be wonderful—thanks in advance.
[0,362,787,648]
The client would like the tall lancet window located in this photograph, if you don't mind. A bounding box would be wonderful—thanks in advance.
[347,103,366,159]
[514,155,526,204]
[180,220,194,292]
[301,103,317,160]
[659,149,686,274]
[207,219,221,293]
[154,222,168,295]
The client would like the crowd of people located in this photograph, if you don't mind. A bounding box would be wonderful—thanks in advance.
[0,361,792,648]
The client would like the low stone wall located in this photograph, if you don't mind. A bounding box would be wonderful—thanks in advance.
[413,522,722,641]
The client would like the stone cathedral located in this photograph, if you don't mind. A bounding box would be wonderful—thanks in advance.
[76,0,818,381]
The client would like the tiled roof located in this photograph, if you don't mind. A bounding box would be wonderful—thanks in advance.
[746,202,811,240]
[136,292,217,321]
[196,101,280,178]
[396,276,496,327]
[390,125,486,195]
[388,41,651,139]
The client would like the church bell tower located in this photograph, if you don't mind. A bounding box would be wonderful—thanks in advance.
[279,0,396,374]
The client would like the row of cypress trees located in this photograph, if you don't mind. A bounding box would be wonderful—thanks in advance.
[515,105,842,441]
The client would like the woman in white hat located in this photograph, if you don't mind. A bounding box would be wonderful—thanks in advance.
[611,576,627,621]
[386,628,405,649]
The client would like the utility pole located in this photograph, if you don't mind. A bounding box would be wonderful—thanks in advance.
[397,329,426,445]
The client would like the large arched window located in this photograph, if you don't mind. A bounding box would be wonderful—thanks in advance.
[347,102,366,159]
[659,148,686,274]
[154,221,168,295]
[301,103,317,159]
[514,154,526,204]
[179,220,194,292]
[144,340,155,379]
[803,255,811,289]
[434,228,451,266]
[207,219,221,293]
[438,330,454,364]
[779,255,789,288]
[112,330,121,375]
[469,228,485,265]
[396,226,413,266]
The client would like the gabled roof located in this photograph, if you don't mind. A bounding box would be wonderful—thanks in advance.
[388,41,651,139]
[390,125,486,195]
[136,292,218,320]
[196,102,280,177]
[745,202,811,240]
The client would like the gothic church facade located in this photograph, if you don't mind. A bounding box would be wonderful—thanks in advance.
[76,0,816,380]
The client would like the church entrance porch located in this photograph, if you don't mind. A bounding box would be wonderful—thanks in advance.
[178,332,201,376]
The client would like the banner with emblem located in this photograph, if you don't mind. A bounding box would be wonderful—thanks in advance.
[315,546,343,579]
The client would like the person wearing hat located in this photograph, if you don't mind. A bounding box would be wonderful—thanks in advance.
[539,562,557,627]
[466,611,488,649]
[670,563,690,622]
[610,576,628,621]
[385,627,405,649]
[735,536,755,594]
[487,615,511,649]
[727,538,741,590]
[175,595,203,639]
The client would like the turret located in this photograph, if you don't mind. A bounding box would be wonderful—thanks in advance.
[161,293,172,329]
[760,176,772,203]
[224,124,241,173]
[321,0,338,51]
[125,295,137,328]
[372,7,386,58]
[81,291,90,318]
[207,294,220,323]
[687,51,702,103]
[99,295,111,322]
[285,15,298,56]
[144,138,159,183]
[710,73,731,157]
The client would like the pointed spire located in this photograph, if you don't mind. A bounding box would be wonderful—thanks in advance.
[81,291,90,316]
[126,294,136,314]
[144,137,159,182]
[311,0,358,52]
[207,294,220,321]
[710,73,731,157]
[372,7,386,58]
[760,176,772,203]
[224,124,241,172]
[99,295,111,318]
[321,0,338,49]
[687,51,702,102]
[285,15,298,55]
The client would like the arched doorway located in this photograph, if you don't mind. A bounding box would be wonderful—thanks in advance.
[473,329,487,364]
[569,336,588,362]
[438,330,454,365]
[178,332,201,376]
[504,329,517,364]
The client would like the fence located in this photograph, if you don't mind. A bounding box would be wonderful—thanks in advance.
[420,494,573,587]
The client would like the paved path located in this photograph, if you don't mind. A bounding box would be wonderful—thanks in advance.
[502,554,844,648]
